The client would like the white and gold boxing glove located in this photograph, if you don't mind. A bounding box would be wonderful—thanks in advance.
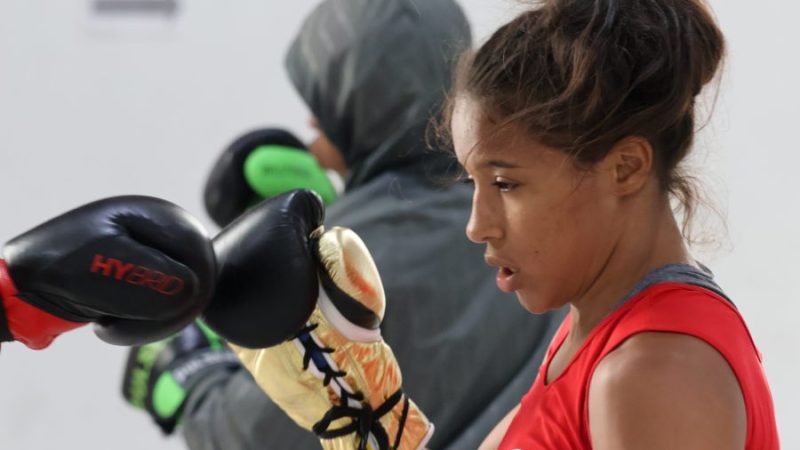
[229,226,433,450]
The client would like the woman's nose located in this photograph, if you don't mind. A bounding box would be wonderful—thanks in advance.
[466,189,503,244]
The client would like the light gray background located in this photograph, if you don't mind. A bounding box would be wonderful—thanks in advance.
[0,1,796,448]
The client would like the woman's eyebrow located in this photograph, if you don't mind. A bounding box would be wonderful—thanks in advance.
[483,159,520,169]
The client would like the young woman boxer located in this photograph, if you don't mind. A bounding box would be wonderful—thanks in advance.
[445,0,780,448]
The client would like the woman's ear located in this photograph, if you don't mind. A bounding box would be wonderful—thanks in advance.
[604,136,654,196]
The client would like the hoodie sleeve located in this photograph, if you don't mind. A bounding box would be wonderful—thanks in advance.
[181,367,320,450]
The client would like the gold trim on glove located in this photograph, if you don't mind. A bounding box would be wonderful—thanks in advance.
[317,227,385,320]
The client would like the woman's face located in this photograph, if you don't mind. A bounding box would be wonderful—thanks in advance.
[452,97,623,313]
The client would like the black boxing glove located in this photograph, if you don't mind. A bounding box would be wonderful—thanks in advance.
[202,189,324,348]
[203,128,340,228]
[0,196,216,349]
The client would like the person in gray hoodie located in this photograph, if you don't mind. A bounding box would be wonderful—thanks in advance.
[160,1,563,448]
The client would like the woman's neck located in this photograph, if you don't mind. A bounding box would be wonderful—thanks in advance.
[568,200,693,342]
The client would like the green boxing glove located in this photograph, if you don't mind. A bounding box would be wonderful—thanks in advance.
[203,128,342,228]
[121,320,240,434]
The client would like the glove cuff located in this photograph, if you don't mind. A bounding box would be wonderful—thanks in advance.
[0,260,84,349]
[0,269,12,344]
[0,260,16,342]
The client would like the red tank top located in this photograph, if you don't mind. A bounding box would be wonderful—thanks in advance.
[498,282,779,449]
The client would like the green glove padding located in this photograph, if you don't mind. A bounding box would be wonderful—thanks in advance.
[243,145,338,207]
[122,320,239,434]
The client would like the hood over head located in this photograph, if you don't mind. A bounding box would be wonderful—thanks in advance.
[285,0,472,188]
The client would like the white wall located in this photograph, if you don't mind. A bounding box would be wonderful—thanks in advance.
[0,1,797,448]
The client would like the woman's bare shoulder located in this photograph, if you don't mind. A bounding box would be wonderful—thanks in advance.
[588,332,746,450]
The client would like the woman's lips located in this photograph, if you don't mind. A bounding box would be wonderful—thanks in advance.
[486,255,520,293]
[496,266,520,293]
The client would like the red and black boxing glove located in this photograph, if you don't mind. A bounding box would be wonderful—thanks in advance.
[0,196,216,350]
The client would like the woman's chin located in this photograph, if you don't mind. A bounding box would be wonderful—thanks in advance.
[516,290,563,315]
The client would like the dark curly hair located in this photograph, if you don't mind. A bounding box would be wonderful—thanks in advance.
[440,0,725,238]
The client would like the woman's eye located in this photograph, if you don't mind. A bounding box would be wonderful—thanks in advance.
[460,176,475,186]
[492,178,518,192]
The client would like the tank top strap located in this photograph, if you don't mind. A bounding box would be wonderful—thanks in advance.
[604,281,760,361]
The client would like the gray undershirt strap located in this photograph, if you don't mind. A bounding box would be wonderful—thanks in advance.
[616,263,732,309]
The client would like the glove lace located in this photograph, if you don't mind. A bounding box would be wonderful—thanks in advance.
[294,323,410,450]
[295,323,359,397]
[313,389,409,450]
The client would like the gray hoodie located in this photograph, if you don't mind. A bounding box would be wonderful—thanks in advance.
[182,1,564,448]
